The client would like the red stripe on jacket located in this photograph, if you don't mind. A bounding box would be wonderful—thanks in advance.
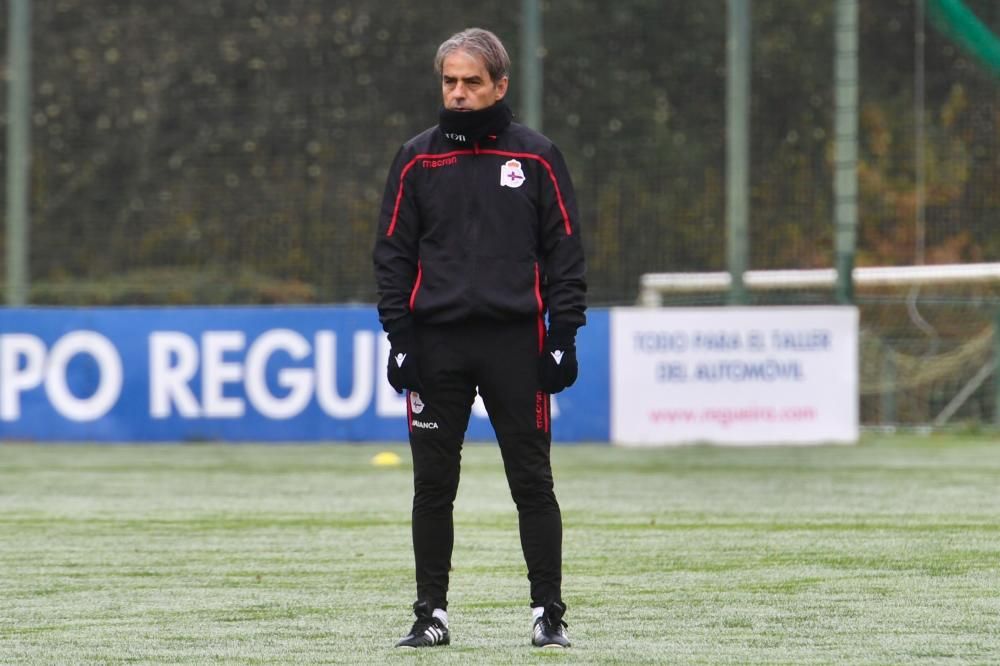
[386,150,474,237]
[534,262,545,354]
[386,149,573,237]
[409,262,423,311]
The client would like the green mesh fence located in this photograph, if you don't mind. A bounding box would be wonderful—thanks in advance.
[0,0,996,305]
[2,1,1000,426]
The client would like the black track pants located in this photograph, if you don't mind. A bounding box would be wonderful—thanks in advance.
[405,318,562,610]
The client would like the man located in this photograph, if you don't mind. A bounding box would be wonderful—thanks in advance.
[373,27,586,649]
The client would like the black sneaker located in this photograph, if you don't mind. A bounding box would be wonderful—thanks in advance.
[532,601,570,648]
[395,601,450,648]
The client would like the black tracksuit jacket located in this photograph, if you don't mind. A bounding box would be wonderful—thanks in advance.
[373,115,587,334]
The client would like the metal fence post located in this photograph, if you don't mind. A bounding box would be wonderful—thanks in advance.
[520,0,543,132]
[834,0,859,305]
[726,0,750,305]
[5,0,32,306]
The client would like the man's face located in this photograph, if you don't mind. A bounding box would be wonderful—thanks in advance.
[441,49,508,111]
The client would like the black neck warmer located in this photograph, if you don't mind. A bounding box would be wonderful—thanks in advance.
[438,100,513,145]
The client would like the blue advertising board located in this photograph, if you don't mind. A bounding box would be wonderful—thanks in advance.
[0,307,609,443]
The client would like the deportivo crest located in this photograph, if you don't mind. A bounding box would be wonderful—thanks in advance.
[500,159,526,188]
[410,391,425,414]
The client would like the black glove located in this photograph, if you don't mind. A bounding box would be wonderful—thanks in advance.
[539,322,578,394]
[385,317,422,394]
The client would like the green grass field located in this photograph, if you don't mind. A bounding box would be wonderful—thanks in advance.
[2,434,999,665]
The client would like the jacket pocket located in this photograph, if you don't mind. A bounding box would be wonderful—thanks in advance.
[474,257,541,318]
[410,257,465,318]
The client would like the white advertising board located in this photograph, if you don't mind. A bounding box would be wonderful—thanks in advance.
[611,307,858,445]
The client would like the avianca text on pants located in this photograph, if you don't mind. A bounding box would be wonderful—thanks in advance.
[0,307,608,442]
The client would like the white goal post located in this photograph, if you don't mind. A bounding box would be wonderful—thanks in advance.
[639,262,1000,306]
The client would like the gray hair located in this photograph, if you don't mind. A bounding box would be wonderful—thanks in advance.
[434,28,510,83]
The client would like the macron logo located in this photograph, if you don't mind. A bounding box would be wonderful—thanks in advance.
[550,350,564,365]
[395,353,407,368]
